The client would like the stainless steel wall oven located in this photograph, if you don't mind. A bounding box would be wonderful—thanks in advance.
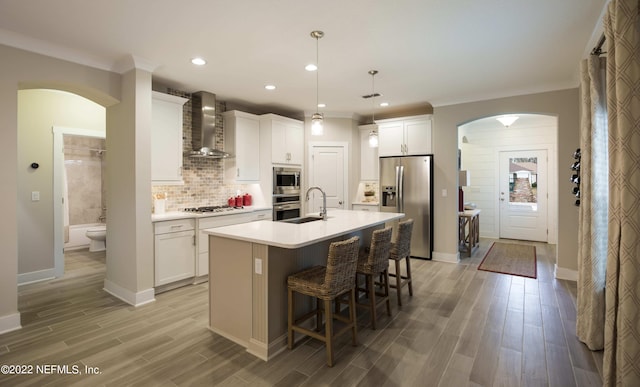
[273,194,301,221]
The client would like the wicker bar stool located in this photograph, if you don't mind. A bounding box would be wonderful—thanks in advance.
[356,227,393,330]
[389,219,414,307]
[287,236,360,367]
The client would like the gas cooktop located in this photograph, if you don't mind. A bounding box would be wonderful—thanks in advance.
[183,205,244,213]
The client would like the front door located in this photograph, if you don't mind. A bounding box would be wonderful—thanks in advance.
[308,145,345,214]
[499,150,548,241]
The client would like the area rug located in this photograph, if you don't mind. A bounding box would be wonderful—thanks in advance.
[478,242,537,279]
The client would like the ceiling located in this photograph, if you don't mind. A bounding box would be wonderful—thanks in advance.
[0,0,607,120]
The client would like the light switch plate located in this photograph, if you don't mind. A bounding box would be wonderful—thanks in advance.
[441,189,447,197]
[31,191,40,201]
[254,258,262,275]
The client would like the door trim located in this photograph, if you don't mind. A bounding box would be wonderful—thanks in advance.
[307,141,349,212]
[53,126,105,278]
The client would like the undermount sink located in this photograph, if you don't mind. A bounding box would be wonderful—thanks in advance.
[282,216,324,224]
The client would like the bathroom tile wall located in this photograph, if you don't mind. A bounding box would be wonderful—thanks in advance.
[151,89,250,211]
[64,135,106,224]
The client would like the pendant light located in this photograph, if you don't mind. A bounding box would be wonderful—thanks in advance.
[368,70,379,147]
[310,30,324,136]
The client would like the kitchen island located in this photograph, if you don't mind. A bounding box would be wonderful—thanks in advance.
[203,209,404,361]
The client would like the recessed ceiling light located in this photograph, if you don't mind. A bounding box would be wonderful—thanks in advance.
[317,103,326,108]
[305,64,317,71]
[379,102,389,107]
[265,84,276,90]
[191,57,206,66]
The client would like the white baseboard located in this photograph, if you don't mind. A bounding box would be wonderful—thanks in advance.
[554,264,578,282]
[432,251,459,263]
[0,312,22,334]
[103,279,156,307]
[18,268,56,285]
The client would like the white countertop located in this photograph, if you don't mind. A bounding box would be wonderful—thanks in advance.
[203,209,404,249]
[151,206,271,222]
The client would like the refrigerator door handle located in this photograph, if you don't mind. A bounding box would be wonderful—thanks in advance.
[396,165,404,213]
[394,165,400,212]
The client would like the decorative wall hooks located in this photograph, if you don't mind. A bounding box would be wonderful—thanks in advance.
[571,148,581,206]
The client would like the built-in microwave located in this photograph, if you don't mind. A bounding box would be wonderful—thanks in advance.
[273,167,301,195]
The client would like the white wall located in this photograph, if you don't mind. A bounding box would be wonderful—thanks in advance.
[104,67,155,305]
[458,114,558,242]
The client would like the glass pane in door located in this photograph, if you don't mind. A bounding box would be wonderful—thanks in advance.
[508,157,538,210]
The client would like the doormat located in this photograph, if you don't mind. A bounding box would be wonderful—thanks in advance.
[478,242,537,279]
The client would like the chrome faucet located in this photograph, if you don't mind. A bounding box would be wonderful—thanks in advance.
[306,186,327,220]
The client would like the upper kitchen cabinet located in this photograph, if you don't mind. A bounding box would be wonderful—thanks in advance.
[260,114,304,165]
[222,110,260,182]
[359,124,379,180]
[377,115,432,157]
[151,91,189,184]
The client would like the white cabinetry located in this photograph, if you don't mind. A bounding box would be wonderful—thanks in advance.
[359,124,379,180]
[223,111,260,182]
[260,114,304,165]
[195,209,271,279]
[151,91,188,184]
[377,115,432,157]
[154,218,195,287]
[352,203,379,211]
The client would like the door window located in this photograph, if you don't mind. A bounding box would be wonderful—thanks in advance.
[508,157,538,211]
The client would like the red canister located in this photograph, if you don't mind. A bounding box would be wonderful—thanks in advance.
[243,193,252,206]
[228,197,235,207]
[235,195,244,207]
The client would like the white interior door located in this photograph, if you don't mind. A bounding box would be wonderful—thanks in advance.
[308,145,345,214]
[499,150,548,241]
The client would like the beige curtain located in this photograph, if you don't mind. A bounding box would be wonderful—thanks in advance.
[577,55,608,351]
[603,0,640,385]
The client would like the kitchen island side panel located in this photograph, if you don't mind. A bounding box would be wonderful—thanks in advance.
[209,236,252,347]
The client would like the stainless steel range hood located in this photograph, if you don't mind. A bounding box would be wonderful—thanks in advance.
[188,91,231,159]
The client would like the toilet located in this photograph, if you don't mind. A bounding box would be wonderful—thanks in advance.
[86,225,106,252]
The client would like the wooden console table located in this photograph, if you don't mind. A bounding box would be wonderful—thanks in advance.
[459,209,480,257]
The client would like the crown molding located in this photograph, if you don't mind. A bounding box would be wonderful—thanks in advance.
[0,28,158,75]
[111,54,158,74]
[0,28,113,72]
[303,110,358,120]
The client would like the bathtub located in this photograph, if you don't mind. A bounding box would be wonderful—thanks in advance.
[65,223,105,251]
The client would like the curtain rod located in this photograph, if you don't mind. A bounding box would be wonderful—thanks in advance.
[591,34,606,56]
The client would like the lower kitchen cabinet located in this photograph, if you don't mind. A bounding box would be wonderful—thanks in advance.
[154,218,195,287]
[153,210,272,289]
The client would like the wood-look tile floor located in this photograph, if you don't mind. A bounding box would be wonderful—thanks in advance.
[0,240,603,386]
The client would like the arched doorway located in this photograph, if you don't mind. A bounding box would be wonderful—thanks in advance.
[457,113,558,244]
[17,88,110,283]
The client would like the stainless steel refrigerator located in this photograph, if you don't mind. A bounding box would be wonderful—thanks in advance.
[379,155,433,259]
